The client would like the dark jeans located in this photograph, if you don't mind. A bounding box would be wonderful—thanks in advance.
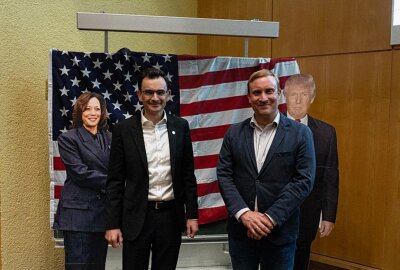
[63,231,108,270]
[229,236,296,270]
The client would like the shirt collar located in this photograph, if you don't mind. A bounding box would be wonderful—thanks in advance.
[141,110,168,126]
[287,112,308,125]
[250,112,280,130]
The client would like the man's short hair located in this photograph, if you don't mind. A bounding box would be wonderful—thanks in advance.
[284,74,316,98]
[138,67,169,90]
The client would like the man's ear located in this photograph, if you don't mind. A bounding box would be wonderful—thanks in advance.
[166,89,172,101]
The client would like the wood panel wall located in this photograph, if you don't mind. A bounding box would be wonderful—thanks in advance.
[272,0,392,57]
[198,0,400,269]
[383,49,400,270]
[198,0,272,57]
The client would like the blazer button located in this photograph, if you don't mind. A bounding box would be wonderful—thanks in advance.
[255,179,260,183]
[249,201,255,206]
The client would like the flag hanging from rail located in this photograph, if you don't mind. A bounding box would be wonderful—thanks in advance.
[48,48,299,226]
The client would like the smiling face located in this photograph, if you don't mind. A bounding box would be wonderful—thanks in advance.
[247,75,281,126]
[137,76,170,123]
[81,97,101,133]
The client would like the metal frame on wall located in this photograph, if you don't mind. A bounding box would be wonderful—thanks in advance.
[77,12,280,56]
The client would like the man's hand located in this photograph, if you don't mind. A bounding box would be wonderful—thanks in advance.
[105,229,123,248]
[240,211,274,240]
[186,219,199,238]
[319,220,334,237]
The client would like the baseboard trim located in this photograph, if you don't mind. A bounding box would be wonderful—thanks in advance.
[310,253,381,270]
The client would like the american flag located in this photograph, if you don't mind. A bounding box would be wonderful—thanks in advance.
[48,48,299,226]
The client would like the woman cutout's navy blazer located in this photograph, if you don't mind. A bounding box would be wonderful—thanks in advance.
[53,126,112,232]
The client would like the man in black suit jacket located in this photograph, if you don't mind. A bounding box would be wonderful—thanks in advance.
[217,69,316,270]
[284,74,339,270]
[105,68,199,270]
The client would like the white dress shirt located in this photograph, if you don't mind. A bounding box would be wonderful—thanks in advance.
[141,111,174,201]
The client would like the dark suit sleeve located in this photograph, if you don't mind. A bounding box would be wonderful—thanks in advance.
[265,127,316,227]
[322,127,339,223]
[58,133,106,191]
[217,127,250,217]
[182,120,199,219]
[105,124,126,229]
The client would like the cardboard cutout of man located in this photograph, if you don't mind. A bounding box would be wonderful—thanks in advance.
[284,74,339,270]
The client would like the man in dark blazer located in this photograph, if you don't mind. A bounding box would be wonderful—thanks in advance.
[217,69,316,270]
[105,68,198,270]
[284,74,339,270]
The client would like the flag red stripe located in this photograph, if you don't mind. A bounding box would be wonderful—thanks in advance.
[258,62,271,70]
[190,124,231,142]
[180,95,250,116]
[197,181,220,197]
[53,157,65,170]
[268,58,296,69]
[276,75,291,90]
[179,66,259,89]
[54,185,63,199]
[278,103,287,113]
[198,206,228,225]
[194,154,219,170]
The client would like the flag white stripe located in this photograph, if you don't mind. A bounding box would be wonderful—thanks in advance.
[52,141,60,155]
[180,81,248,104]
[179,57,269,76]
[271,61,300,78]
[195,168,218,183]
[50,199,59,219]
[183,107,253,130]
[198,193,226,208]
[54,171,67,183]
[192,139,223,157]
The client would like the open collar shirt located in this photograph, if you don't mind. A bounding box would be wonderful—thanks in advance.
[141,110,174,201]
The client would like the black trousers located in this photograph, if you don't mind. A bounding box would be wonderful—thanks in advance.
[293,223,319,270]
[123,205,182,270]
[63,231,108,270]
